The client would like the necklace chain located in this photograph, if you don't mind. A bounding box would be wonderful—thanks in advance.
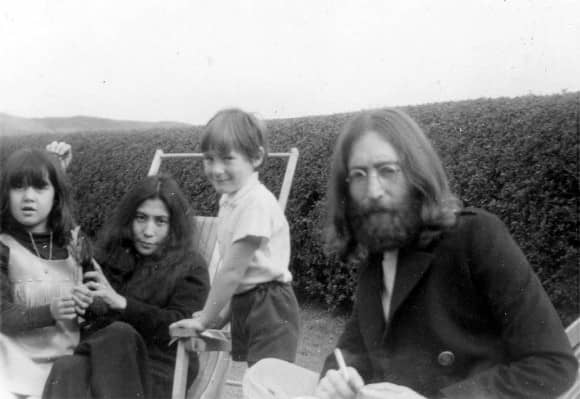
[28,231,53,260]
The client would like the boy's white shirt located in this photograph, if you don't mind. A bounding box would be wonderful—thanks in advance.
[217,172,292,294]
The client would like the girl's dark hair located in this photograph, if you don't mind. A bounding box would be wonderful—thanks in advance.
[0,148,75,246]
[97,174,195,276]
[325,109,462,260]
[200,108,268,167]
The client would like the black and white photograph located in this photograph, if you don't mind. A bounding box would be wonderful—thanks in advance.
[1,1,578,398]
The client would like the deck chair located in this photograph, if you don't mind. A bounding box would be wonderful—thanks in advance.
[146,148,300,399]
[559,317,580,399]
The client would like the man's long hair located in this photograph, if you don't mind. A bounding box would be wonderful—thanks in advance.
[325,109,461,261]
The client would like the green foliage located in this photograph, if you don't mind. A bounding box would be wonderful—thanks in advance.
[2,93,578,324]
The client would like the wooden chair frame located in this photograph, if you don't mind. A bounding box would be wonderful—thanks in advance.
[147,148,299,211]
[147,148,299,399]
[146,147,580,398]
[559,317,580,399]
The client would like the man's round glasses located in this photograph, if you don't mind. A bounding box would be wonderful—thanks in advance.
[346,163,402,188]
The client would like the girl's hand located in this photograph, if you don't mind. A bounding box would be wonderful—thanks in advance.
[72,284,93,315]
[84,259,127,310]
[50,295,77,320]
[315,367,365,399]
[45,141,72,171]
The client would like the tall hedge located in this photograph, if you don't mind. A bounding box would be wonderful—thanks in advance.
[1,93,578,325]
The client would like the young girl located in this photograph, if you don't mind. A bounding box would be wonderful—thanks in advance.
[0,148,91,398]
[170,108,300,366]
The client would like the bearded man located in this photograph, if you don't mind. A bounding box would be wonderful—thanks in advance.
[315,109,577,399]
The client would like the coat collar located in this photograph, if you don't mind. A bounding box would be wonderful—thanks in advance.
[389,248,434,318]
[358,248,434,349]
[358,252,385,348]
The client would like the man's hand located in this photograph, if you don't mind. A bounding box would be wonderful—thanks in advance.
[46,141,72,170]
[357,382,428,398]
[315,367,364,399]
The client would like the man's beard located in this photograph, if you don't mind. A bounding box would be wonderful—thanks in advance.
[348,197,422,253]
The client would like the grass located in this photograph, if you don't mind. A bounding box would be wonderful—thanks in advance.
[221,303,347,399]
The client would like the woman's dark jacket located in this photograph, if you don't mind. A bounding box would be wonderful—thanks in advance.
[84,246,210,393]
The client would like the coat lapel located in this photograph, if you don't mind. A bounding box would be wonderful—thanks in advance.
[358,250,434,352]
[358,253,386,351]
[389,249,434,320]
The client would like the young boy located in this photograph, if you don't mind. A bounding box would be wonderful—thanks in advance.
[170,108,300,365]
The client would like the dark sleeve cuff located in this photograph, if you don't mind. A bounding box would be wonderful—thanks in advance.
[120,296,145,324]
[32,304,56,327]
[15,304,56,331]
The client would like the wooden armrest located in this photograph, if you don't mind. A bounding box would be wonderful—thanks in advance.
[172,334,232,399]
[184,335,231,353]
[171,328,232,352]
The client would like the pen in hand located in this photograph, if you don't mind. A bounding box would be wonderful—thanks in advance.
[335,348,362,395]
[334,348,349,380]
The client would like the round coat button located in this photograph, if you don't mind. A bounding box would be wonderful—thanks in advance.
[438,351,455,366]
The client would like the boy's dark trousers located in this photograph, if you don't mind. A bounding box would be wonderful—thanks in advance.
[231,281,300,366]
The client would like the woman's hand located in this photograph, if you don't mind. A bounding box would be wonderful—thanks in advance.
[50,295,77,320]
[84,259,127,310]
[315,367,365,399]
[71,284,94,315]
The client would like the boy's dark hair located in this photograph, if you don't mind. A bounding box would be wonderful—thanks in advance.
[0,147,75,246]
[200,108,268,167]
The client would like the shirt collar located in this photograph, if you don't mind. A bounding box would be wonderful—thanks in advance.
[219,172,260,208]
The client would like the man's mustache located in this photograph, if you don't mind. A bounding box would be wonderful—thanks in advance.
[353,203,401,217]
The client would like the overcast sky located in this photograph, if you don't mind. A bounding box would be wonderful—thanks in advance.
[1,0,579,124]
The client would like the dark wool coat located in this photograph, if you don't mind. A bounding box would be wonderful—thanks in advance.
[85,248,210,397]
[323,208,577,399]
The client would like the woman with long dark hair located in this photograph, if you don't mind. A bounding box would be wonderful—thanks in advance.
[43,173,210,399]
